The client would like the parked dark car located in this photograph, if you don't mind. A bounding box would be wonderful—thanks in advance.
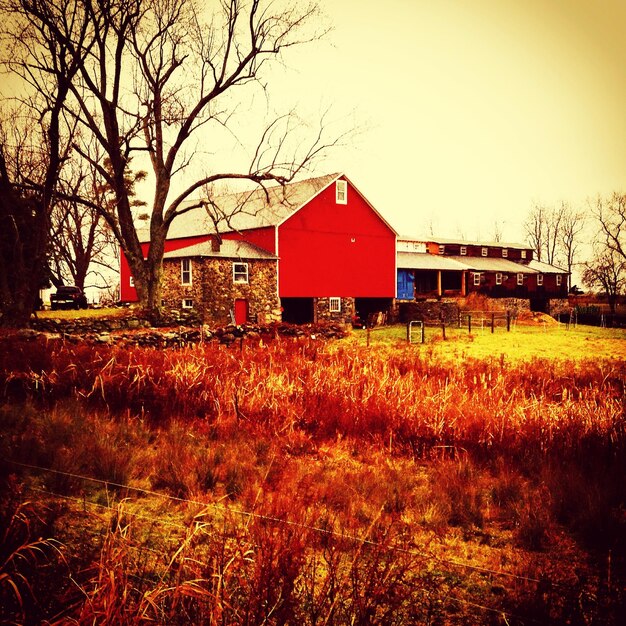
[50,286,88,310]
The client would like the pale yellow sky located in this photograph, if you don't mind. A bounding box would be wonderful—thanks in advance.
[285,0,626,241]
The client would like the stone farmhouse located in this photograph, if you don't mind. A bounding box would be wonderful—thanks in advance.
[119,173,569,325]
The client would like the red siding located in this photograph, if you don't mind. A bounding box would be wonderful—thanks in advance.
[222,227,276,254]
[278,179,396,297]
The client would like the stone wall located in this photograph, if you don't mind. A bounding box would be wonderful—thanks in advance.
[397,300,460,324]
[547,298,570,316]
[161,257,281,325]
[315,297,355,325]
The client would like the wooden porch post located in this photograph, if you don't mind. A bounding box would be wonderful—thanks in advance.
[461,271,467,296]
[437,271,442,297]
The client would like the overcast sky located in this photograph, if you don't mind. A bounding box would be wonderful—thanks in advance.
[282,0,626,242]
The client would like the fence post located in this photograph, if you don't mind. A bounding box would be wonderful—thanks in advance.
[468,314,472,334]
[506,310,511,332]
[421,322,425,344]
[491,312,495,333]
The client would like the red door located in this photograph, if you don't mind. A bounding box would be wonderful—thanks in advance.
[234,299,248,325]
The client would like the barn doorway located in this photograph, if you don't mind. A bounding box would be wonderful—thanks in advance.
[281,297,315,324]
[234,298,249,325]
[354,298,393,326]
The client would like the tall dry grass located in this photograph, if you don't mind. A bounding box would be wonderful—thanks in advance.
[1,333,625,623]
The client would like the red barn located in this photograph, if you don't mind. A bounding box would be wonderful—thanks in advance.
[120,174,397,324]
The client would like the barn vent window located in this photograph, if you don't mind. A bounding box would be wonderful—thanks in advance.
[496,273,503,285]
[129,276,134,287]
[556,274,562,286]
[481,247,488,257]
[473,273,481,286]
[335,180,347,205]
[329,297,341,312]
[460,246,467,256]
[537,274,544,286]
[438,245,445,255]
[517,273,524,285]
[521,250,527,259]
[181,258,192,285]
[233,262,249,284]
[502,248,508,258]
[182,298,193,309]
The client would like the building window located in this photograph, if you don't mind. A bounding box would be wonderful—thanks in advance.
[336,180,347,205]
[496,273,502,285]
[460,246,467,256]
[438,244,445,255]
[481,247,488,257]
[473,273,481,286]
[233,262,249,284]
[129,276,134,287]
[181,258,192,285]
[556,274,562,286]
[329,297,341,312]
[521,250,527,259]
[182,298,193,309]
[537,274,544,286]
[517,273,524,285]
[502,248,508,258]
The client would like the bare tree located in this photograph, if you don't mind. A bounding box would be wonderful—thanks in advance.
[582,247,626,313]
[525,203,545,261]
[559,203,585,288]
[49,152,145,292]
[0,0,88,326]
[5,0,342,319]
[543,203,565,266]
[594,193,626,262]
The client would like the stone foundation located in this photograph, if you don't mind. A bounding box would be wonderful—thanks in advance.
[315,297,355,325]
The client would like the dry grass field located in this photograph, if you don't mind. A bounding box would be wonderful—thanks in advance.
[1,323,625,624]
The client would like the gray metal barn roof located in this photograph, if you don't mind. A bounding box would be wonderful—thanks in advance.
[397,252,469,271]
[163,239,276,261]
[446,256,539,273]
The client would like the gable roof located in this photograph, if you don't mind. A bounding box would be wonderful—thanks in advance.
[145,173,342,243]
[397,252,468,271]
[163,239,276,261]
[527,259,568,274]
[398,235,530,250]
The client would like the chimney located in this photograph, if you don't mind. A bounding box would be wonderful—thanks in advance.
[211,235,221,252]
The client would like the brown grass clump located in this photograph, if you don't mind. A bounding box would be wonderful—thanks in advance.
[1,332,625,623]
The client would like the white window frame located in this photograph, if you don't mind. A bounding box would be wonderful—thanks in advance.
[495,273,502,285]
[460,246,467,256]
[473,273,481,286]
[129,276,134,287]
[537,274,544,286]
[521,250,527,259]
[438,244,445,255]
[556,274,562,286]
[182,298,193,309]
[502,248,508,258]
[233,262,249,284]
[181,258,192,285]
[335,180,347,205]
[517,273,524,286]
[329,297,341,313]
[481,247,488,257]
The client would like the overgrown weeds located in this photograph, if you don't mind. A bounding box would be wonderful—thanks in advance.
[1,332,625,622]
